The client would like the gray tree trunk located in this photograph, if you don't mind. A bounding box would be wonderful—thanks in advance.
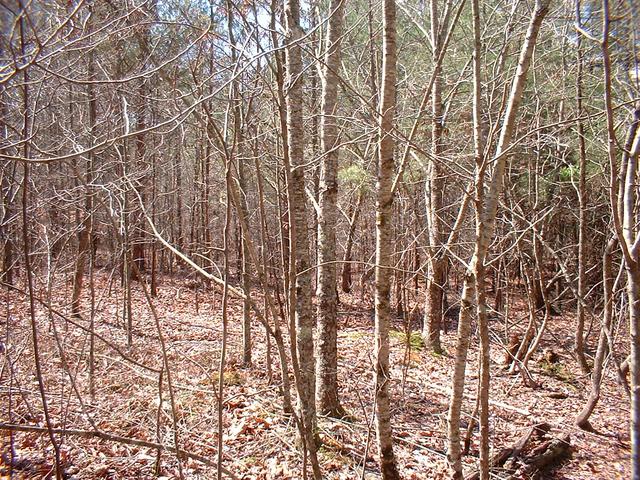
[446,1,551,477]
[283,0,322,476]
[374,0,400,477]
[574,0,590,373]
[576,238,616,430]
[423,0,448,355]
[71,31,97,318]
[600,0,640,472]
[341,190,364,293]
[225,0,253,367]
[316,0,346,418]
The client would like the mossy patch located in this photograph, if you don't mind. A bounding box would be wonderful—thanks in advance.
[390,330,425,351]
[429,349,447,359]
[539,359,574,384]
[340,330,367,340]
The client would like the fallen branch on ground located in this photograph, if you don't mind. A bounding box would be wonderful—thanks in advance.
[0,422,239,480]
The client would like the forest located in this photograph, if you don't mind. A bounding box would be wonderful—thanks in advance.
[0,0,639,478]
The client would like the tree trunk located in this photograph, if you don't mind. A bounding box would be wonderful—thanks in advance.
[374,0,400,477]
[0,97,15,286]
[576,238,616,430]
[341,190,364,293]
[600,0,640,472]
[470,0,489,477]
[283,0,321,476]
[18,10,63,476]
[446,1,551,477]
[316,0,346,418]
[0,10,14,284]
[574,0,589,371]
[423,0,447,355]
[627,263,640,480]
[225,0,252,367]
[131,8,152,280]
[71,33,96,318]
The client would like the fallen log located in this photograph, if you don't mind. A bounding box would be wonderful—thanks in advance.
[465,423,571,480]
[513,433,572,479]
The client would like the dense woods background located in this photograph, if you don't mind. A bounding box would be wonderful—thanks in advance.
[1,0,639,478]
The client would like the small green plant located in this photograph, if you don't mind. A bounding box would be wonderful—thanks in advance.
[240,456,257,466]
[539,359,574,384]
[390,330,425,351]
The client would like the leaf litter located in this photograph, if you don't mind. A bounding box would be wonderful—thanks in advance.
[0,271,631,479]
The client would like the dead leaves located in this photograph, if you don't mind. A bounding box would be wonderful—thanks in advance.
[229,416,272,440]
[2,274,633,479]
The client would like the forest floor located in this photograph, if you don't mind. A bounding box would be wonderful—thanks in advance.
[0,270,631,479]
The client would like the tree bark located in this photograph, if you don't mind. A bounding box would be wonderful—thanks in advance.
[225,0,253,367]
[469,0,489,477]
[0,101,15,286]
[341,190,364,293]
[374,0,400,477]
[0,11,12,286]
[18,6,62,476]
[283,0,322,476]
[600,0,640,472]
[576,238,616,430]
[423,0,447,355]
[446,1,551,477]
[574,0,590,373]
[316,0,346,418]
[71,24,96,318]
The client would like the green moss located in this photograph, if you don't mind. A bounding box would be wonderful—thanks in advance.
[340,330,367,340]
[429,349,447,359]
[539,359,574,384]
[390,330,425,351]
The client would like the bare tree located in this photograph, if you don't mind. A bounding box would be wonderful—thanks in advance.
[601,0,640,473]
[446,1,551,477]
[71,9,97,318]
[374,0,400,477]
[423,0,452,355]
[316,0,346,418]
[283,0,322,476]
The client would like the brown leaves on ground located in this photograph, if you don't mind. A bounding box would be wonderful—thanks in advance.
[0,272,631,479]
